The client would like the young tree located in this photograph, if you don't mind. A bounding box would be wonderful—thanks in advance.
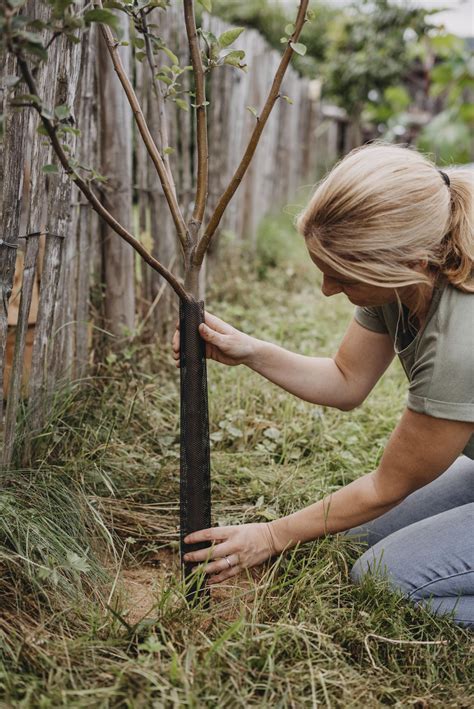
[1,0,310,603]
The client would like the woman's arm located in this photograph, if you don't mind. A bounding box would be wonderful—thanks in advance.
[247,318,394,410]
[173,313,395,411]
[182,410,473,584]
[267,410,474,552]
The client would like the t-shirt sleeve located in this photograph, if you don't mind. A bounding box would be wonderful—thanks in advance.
[407,289,474,423]
[354,305,388,334]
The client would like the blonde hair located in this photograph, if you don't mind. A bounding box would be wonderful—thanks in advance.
[296,142,474,296]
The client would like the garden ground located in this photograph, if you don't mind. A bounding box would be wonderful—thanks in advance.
[1,212,472,707]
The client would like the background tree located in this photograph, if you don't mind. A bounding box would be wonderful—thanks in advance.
[322,0,434,145]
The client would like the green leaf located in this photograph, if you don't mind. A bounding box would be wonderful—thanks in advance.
[197,0,212,11]
[54,104,71,120]
[23,43,48,61]
[218,27,245,49]
[383,85,410,111]
[42,164,59,174]
[84,8,121,37]
[459,103,474,122]
[223,50,246,71]
[4,75,20,87]
[12,93,41,106]
[290,42,306,56]
[18,30,43,41]
[156,73,173,85]
[163,146,175,155]
[135,51,146,62]
[90,169,108,183]
[40,107,54,120]
[161,46,179,66]
[58,125,81,136]
[281,95,293,104]
[175,98,189,112]
[284,24,294,36]
[246,105,259,119]
[65,551,91,574]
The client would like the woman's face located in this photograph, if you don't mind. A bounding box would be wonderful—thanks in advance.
[309,253,399,307]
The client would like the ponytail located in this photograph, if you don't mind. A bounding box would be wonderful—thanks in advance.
[296,143,473,296]
[440,170,474,292]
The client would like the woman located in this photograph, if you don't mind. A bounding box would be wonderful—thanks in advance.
[172,143,474,627]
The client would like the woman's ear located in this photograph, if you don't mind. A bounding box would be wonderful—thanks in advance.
[408,258,429,273]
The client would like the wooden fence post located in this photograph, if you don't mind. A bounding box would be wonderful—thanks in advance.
[0,55,28,440]
[97,10,135,338]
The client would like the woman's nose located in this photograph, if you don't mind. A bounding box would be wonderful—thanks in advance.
[321,275,342,297]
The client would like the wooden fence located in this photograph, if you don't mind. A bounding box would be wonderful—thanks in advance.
[0,0,354,466]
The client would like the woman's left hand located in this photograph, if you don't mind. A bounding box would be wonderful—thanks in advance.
[183,522,279,585]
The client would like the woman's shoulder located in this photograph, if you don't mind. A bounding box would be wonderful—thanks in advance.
[408,281,474,424]
[429,280,474,350]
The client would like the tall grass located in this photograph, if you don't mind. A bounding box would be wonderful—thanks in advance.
[1,213,472,706]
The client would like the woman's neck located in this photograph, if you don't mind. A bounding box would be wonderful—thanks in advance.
[399,276,436,329]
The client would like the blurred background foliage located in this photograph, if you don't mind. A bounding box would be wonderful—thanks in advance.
[210,0,474,164]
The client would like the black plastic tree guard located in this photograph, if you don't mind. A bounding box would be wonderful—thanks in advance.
[179,298,212,607]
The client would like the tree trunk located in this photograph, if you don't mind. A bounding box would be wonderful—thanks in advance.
[98,12,135,337]
[179,289,211,607]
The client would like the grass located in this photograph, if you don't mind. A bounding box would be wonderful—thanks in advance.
[1,210,472,707]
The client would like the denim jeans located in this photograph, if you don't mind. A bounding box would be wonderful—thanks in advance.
[346,456,474,628]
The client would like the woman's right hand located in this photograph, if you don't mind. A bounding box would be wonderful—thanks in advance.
[172,311,257,368]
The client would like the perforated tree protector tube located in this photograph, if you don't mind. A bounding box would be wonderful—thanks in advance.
[179,298,212,608]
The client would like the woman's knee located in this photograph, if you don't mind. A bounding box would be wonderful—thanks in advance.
[350,544,411,594]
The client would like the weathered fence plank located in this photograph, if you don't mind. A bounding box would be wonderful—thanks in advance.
[2,3,352,462]
[97,10,135,337]
[2,0,58,464]
[0,54,28,428]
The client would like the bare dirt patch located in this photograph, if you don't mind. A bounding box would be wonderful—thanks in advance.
[119,547,262,626]
[120,548,178,625]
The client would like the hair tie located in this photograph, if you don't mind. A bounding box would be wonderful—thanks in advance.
[438,170,450,188]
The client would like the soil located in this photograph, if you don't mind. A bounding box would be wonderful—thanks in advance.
[120,548,177,626]
[119,547,262,626]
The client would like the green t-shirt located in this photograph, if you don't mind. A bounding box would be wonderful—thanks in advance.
[354,279,474,460]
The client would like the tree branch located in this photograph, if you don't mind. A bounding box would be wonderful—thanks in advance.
[183,0,209,231]
[15,54,189,302]
[194,0,310,267]
[94,0,191,252]
[140,8,175,193]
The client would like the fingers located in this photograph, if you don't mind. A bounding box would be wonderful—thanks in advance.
[208,564,241,585]
[203,311,234,334]
[183,540,232,562]
[183,539,233,564]
[198,322,227,349]
[190,551,239,577]
[183,526,232,546]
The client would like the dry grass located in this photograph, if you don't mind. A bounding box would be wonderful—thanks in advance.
[1,213,472,707]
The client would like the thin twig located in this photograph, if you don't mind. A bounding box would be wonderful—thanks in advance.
[94,0,190,251]
[183,0,208,231]
[194,0,310,267]
[14,55,189,302]
[364,633,448,671]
